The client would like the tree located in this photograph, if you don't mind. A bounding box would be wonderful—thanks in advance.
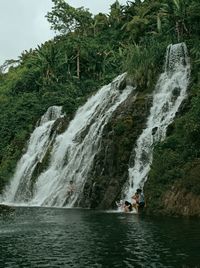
[90,13,109,37]
[121,0,161,42]
[46,1,95,79]
[46,0,93,35]
[0,59,19,74]
[109,0,124,27]
[158,0,190,41]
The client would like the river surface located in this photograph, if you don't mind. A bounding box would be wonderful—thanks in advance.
[0,207,199,268]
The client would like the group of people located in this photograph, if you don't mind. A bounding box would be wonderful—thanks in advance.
[66,180,145,214]
[116,188,145,213]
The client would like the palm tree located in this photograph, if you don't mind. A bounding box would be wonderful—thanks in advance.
[29,42,58,86]
[90,13,109,37]
[158,0,189,41]
[121,0,160,42]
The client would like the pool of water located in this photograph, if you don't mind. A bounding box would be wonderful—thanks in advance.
[0,207,200,267]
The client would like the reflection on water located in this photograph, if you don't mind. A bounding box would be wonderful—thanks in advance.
[0,207,200,268]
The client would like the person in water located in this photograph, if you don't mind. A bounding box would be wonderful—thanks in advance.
[124,201,133,212]
[136,188,145,212]
[67,180,76,195]
[116,200,124,210]
[131,192,139,212]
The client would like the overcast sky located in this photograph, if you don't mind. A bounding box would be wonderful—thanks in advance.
[0,0,127,65]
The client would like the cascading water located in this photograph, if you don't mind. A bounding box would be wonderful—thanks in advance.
[1,106,63,204]
[124,43,190,202]
[2,74,134,207]
[31,74,133,207]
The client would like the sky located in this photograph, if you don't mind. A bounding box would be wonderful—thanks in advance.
[0,0,127,65]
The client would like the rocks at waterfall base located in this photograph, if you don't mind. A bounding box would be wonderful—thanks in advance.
[163,186,200,217]
[0,204,15,215]
[144,184,200,217]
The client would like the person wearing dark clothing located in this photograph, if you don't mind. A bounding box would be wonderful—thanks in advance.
[136,188,145,212]
[124,201,133,212]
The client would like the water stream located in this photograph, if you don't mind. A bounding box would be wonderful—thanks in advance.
[124,43,190,201]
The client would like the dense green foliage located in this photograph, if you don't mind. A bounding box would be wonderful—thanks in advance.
[146,81,200,200]
[0,0,200,206]
[144,0,200,211]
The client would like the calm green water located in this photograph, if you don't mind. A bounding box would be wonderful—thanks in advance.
[0,207,200,268]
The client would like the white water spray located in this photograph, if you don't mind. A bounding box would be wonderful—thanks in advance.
[125,43,190,201]
[30,74,133,207]
[1,106,63,204]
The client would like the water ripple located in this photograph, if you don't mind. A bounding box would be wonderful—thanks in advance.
[0,208,200,268]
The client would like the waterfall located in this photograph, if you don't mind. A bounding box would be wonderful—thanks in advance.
[2,74,134,207]
[30,74,133,207]
[1,106,63,204]
[124,43,190,201]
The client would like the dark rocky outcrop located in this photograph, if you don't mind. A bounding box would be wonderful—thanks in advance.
[77,92,153,209]
[144,183,200,217]
[162,186,200,217]
[50,116,70,137]
[0,204,15,215]
[144,157,200,217]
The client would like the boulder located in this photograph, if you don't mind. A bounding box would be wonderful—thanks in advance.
[0,204,15,215]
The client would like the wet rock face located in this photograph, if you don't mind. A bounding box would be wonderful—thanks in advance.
[162,186,200,217]
[51,116,70,137]
[144,178,200,217]
[78,92,152,209]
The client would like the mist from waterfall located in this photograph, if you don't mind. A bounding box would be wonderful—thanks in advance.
[124,43,190,201]
[2,74,134,207]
